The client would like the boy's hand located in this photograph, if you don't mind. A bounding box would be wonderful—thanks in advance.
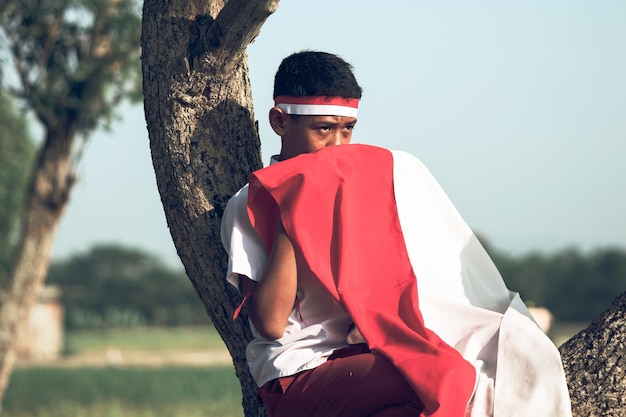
[347,324,366,344]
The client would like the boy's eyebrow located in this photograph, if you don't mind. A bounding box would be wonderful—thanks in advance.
[310,118,340,125]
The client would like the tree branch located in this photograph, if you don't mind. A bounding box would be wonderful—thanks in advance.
[207,0,279,74]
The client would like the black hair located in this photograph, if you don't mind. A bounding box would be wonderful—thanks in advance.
[273,51,363,100]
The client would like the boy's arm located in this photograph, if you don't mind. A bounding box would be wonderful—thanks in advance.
[240,221,297,340]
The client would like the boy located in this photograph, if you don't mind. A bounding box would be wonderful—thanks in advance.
[221,51,572,417]
[222,51,425,417]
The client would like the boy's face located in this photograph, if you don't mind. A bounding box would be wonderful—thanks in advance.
[270,108,357,160]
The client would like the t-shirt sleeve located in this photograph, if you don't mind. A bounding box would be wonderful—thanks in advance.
[220,185,268,291]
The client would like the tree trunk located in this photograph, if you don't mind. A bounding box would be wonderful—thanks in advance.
[559,291,626,416]
[0,126,75,408]
[141,1,277,415]
[141,1,626,416]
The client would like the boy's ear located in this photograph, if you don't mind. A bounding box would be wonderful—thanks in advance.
[269,107,288,136]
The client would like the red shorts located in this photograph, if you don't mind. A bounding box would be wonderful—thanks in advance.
[258,344,424,417]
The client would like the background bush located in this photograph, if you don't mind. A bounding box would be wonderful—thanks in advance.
[46,244,209,329]
[490,245,626,322]
[46,241,626,329]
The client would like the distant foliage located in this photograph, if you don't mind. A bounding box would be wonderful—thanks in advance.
[45,242,626,328]
[0,93,35,287]
[0,0,143,132]
[46,244,209,329]
[492,246,626,322]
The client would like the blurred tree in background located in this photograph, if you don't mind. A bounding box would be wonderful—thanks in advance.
[46,244,209,329]
[0,94,36,288]
[0,0,142,405]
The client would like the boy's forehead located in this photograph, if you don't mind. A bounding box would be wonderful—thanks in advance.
[297,114,358,124]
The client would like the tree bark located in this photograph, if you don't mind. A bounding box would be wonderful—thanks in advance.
[141,1,626,416]
[142,1,277,415]
[0,125,75,407]
[559,292,626,416]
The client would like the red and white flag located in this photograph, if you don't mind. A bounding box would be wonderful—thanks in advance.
[247,144,573,417]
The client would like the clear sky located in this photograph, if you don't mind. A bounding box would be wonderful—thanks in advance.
[51,1,626,268]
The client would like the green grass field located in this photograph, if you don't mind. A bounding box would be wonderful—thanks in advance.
[4,327,244,417]
[4,366,243,417]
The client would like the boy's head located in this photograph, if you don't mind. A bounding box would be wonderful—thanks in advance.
[270,51,362,160]
[273,51,363,100]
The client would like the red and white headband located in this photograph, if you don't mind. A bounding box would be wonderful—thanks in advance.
[274,96,359,118]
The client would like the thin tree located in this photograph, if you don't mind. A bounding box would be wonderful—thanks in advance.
[0,0,141,406]
[141,1,626,416]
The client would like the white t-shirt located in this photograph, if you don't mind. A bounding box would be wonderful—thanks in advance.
[220,161,352,388]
